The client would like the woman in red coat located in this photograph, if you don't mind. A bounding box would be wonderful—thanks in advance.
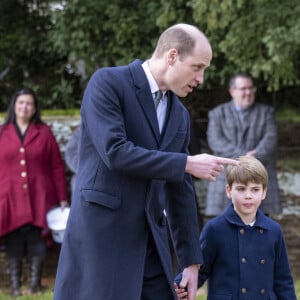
[0,88,68,297]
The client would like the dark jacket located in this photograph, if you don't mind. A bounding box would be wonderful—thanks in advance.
[54,59,202,300]
[199,204,296,300]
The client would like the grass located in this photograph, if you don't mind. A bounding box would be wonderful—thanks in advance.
[0,280,299,299]
[0,272,55,300]
[0,109,80,119]
[0,290,53,300]
[41,109,80,117]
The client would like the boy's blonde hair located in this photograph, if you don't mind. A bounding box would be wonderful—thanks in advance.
[226,156,268,189]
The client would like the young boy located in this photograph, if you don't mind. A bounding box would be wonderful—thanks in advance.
[175,156,297,300]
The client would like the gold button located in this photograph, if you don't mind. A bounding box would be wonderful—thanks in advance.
[241,288,247,293]
[260,259,265,265]
[21,172,27,177]
[240,229,245,234]
[19,147,25,153]
[23,183,28,189]
[241,257,247,263]
[20,159,26,165]
[260,289,265,294]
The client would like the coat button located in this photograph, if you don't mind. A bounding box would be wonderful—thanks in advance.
[240,228,245,234]
[241,288,247,293]
[19,147,25,153]
[260,289,265,294]
[21,171,27,177]
[260,259,265,265]
[241,257,247,263]
[260,229,264,234]
[20,159,26,165]
[23,183,28,189]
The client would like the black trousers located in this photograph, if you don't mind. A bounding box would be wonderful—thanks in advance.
[141,233,174,300]
[4,225,46,259]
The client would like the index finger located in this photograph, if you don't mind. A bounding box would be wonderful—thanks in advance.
[215,157,238,166]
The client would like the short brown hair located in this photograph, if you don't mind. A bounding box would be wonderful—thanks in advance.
[154,25,196,60]
[226,156,268,189]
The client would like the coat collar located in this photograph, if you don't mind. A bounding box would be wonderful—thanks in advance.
[128,60,183,149]
[223,203,273,230]
[229,100,258,131]
[4,123,41,146]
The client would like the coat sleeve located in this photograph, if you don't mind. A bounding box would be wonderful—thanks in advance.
[167,173,203,269]
[254,106,278,163]
[65,126,81,173]
[173,222,216,287]
[207,107,243,158]
[81,69,187,183]
[47,127,67,201]
[273,227,297,299]
[197,222,217,287]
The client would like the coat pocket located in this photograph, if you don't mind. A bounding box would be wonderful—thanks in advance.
[80,189,121,210]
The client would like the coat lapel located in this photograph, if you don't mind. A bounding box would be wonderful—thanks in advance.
[4,124,21,145]
[129,60,161,144]
[23,124,40,146]
[128,60,182,149]
[229,101,249,143]
[136,87,161,143]
[159,92,182,151]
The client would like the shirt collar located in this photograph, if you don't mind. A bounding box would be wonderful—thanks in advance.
[142,60,160,94]
[232,100,252,113]
[223,203,271,230]
[142,60,167,99]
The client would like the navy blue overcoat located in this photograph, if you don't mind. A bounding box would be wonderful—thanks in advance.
[53,60,202,299]
[199,204,296,300]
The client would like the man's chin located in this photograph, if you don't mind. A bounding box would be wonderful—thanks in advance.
[177,91,189,98]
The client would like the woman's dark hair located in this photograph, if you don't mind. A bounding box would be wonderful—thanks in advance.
[4,88,43,125]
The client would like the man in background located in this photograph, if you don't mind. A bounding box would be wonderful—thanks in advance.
[205,73,281,216]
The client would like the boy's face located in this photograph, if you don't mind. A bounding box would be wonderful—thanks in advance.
[226,182,266,220]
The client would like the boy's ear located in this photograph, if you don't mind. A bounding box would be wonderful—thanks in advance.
[261,187,267,201]
[225,184,231,198]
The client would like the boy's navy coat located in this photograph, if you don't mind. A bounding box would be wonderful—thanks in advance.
[54,60,202,300]
[199,204,296,300]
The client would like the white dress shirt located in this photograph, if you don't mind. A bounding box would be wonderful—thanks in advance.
[142,60,167,132]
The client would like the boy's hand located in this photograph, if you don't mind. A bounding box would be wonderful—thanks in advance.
[174,282,188,299]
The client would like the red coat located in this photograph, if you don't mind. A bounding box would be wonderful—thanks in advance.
[0,123,67,236]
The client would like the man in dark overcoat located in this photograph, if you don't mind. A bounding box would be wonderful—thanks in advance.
[54,23,237,300]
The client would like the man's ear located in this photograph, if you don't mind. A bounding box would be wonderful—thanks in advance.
[228,87,235,99]
[167,48,178,65]
[225,184,231,198]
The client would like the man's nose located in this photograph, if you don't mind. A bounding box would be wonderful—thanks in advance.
[195,72,204,84]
